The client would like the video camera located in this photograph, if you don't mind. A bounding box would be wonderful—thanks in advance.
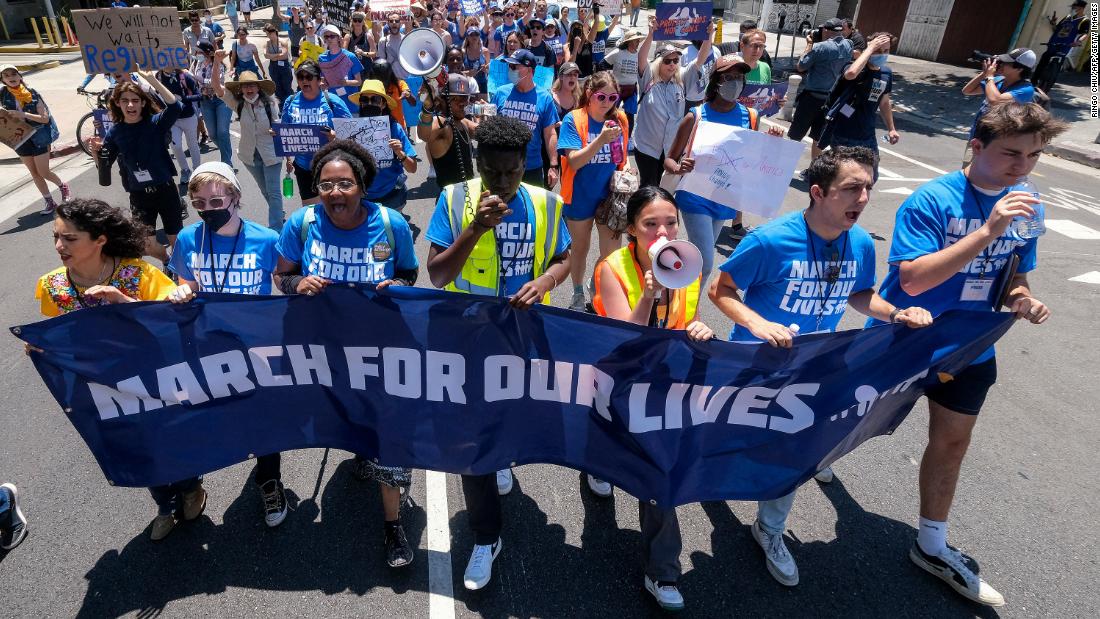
[800,23,823,42]
[968,50,997,63]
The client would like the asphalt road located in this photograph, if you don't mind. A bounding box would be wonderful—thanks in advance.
[0,108,1097,618]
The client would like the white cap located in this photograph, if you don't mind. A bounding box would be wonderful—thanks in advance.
[320,24,342,38]
[191,161,242,193]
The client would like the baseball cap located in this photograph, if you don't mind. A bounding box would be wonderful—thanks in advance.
[713,54,751,75]
[1072,1,1086,7]
[504,49,538,68]
[0,64,19,75]
[446,73,475,97]
[527,16,545,27]
[996,48,1037,69]
[320,24,342,38]
[822,18,845,31]
[654,43,683,60]
[558,61,580,76]
[197,41,215,54]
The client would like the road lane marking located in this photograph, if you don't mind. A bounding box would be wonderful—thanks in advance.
[881,187,914,196]
[1068,271,1100,284]
[877,145,948,175]
[1045,219,1100,240]
[426,471,455,619]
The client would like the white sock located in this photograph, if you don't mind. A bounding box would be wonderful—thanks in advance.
[917,517,948,555]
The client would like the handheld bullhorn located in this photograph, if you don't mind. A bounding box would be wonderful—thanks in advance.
[648,237,703,289]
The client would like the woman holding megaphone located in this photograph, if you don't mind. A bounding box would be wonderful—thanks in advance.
[590,185,713,612]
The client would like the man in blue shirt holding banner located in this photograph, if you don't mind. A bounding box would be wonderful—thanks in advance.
[873,102,1065,607]
[426,114,572,591]
[710,146,932,589]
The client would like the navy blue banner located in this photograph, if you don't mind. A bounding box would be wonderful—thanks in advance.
[12,286,1013,506]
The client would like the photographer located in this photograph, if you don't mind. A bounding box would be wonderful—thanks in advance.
[789,18,853,162]
[962,48,1037,146]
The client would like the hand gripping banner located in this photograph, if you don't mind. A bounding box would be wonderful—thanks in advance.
[12,285,1014,506]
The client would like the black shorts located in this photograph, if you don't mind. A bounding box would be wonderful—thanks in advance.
[294,163,318,201]
[15,140,49,157]
[788,91,829,142]
[925,357,998,416]
[129,182,184,236]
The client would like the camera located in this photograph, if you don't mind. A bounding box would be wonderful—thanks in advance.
[969,50,996,63]
[801,25,824,42]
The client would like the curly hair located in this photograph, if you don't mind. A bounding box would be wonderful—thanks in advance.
[55,198,149,259]
[475,115,531,159]
[309,139,379,195]
[805,146,877,206]
[108,83,161,123]
[579,70,620,109]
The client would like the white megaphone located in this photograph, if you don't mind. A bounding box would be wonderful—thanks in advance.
[648,237,703,289]
[398,28,446,79]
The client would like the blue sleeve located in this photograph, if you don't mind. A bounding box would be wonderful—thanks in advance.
[493,28,503,44]
[855,233,877,291]
[276,208,307,264]
[1011,84,1035,104]
[263,230,280,277]
[558,113,581,153]
[552,196,571,254]
[425,193,456,248]
[168,228,196,280]
[330,96,352,119]
[348,54,365,79]
[390,212,419,270]
[280,98,292,122]
[887,196,946,264]
[539,92,559,130]
[718,232,767,289]
[153,100,183,131]
[395,124,415,157]
[1017,237,1038,273]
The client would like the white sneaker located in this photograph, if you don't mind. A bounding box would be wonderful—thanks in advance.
[496,468,513,495]
[463,538,502,590]
[751,520,799,586]
[586,474,612,498]
[568,291,586,311]
[814,466,835,484]
[644,575,685,611]
[910,542,1005,607]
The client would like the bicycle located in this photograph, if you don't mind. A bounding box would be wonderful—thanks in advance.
[1034,42,1070,94]
[75,88,110,157]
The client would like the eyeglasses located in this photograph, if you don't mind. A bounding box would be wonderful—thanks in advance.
[190,196,232,209]
[296,73,318,81]
[592,92,620,103]
[661,56,680,65]
[323,34,340,39]
[317,180,358,193]
[744,43,766,50]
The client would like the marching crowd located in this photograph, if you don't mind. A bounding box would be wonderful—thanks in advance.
[0,0,1074,612]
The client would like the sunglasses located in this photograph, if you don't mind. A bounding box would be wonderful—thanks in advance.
[505,13,516,17]
[190,196,232,210]
[661,56,681,65]
[360,94,386,106]
[592,92,620,103]
[530,24,543,30]
[352,17,365,22]
[296,73,318,81]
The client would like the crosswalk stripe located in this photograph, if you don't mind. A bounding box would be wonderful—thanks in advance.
[1045,219,1100,240]
[1068,271,1100,284]
[426,471,456,619]
[881,187,914,196]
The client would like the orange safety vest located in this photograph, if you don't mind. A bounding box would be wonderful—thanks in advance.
[560,107,629,204]
[592,243,700,329]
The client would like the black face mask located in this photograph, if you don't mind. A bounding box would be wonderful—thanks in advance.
[198,207,233,231]
[360,103,385,117]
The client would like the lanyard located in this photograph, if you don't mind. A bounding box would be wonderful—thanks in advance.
[804,216,849,332]
[965,180,996,279]
[202,222,243,293]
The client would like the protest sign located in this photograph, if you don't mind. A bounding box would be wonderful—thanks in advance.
[282,0,306,7]
[334,117,393,165]
[72,8,189,74]
[460,0,486,16]
[293,40,324,69]
[487,58,554,94]
[15,285,1013,505]
[677,123,804,218]
[371,0,411,19]
[595,0,621,17]
[93,109,116,137]
[323,0,351,30]
[739,82,790,117]
[271,123,328,156]
[654,1,711,41]
[0,112,34,151]
[577,0,593,10]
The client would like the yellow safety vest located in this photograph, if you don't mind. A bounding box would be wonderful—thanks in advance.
[441,178,564,302]
[592,244,700,329]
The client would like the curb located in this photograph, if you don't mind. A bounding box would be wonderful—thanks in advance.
[51,141,83,159]
[1045,141,1100,169]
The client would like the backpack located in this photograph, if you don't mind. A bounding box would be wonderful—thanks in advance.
[299,204,394,254]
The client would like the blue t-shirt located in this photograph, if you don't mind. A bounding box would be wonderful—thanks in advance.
[492,84,559,169]
[318,49,365,108]
[675,103,756,220]
[366,119,416,200]
[493,22,517,46]
[169,220,279,294]
[719,210,877,342]
[280,91,352,169]
[558,112,616,219]
[874,171,1037,363]
[592,27,610,65]
[969,77,1036,139]
[426,184,572,296]
[276,202,418,282]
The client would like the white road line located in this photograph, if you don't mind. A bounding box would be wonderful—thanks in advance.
[878,166,902,179]
[426,471,455,619]
[877,145,949,175]
[881,187,914,196]
[875,177,932,183]
[1045,219,1100,240]
[1068,271,1100,284]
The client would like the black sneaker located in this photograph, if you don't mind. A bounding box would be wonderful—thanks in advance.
[909,542,1004,607]
[0,483,28,551]
[260,479,288,528]
[385,523,414,568]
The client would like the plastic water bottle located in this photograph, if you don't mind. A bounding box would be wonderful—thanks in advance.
[282,176,294,198]
[607,120,624,166]
[1011,177,1045,239]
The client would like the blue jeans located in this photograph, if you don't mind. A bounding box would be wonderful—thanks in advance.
[680,209,725,287]
[757,490,797,536]
[200,97,233,167]
[0,485,11,528]
[243,150,285,230]
[148,477,202,516]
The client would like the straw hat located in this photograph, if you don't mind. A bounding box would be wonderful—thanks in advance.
[225,71,276,96]
[349,79,397,109]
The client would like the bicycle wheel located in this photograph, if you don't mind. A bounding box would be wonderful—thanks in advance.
[75,112,97,157]
[1037,57,1062,93]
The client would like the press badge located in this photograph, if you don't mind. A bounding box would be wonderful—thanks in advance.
[960,278,994,301]
[839,103,856,117]
[133,168,153,183]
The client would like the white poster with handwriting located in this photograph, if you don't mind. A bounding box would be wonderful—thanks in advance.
[334,116,393,165]
[677,122,805,218]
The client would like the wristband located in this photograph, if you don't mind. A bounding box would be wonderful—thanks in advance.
[278,275,304,295]
[889,308,901,323]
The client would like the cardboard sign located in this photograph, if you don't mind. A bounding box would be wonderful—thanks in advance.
[460,0,486,16]
[271,123,328,156]
[371,0,411,20]
[72,8,189,74]
[677,123,805,218]
[738,82,790,117]
[93,109,116,137]
[334,116,393,165]
[323,0,350,30]
[487,58,554,94]
[294,40,325,69]
[595,0,621,17]
[0,112,35,151]
[654,1,711,41]
[577,0,593,10]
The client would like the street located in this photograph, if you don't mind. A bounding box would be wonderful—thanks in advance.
[0,74,1098,619]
